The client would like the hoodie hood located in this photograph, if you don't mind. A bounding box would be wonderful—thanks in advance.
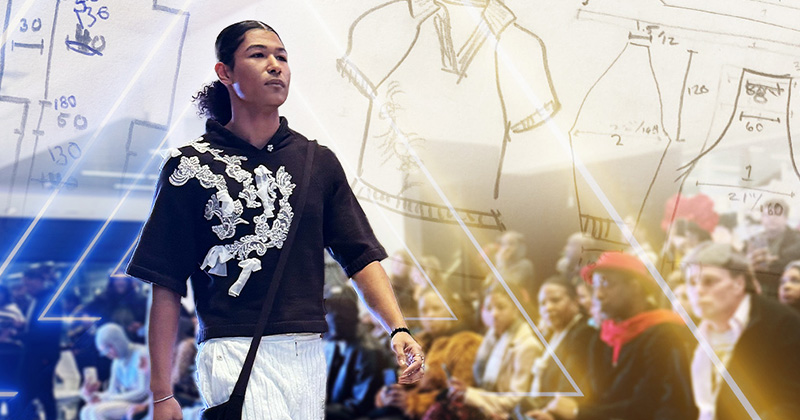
[205,116,294,154]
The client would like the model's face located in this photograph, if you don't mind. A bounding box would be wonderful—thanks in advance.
[222,30,290,110]
[779,267,800,305]
[419,293,451,336]
[539,284,579,332]
[593,270,637,321]
[685,264,745,323]
[482,293,517,335]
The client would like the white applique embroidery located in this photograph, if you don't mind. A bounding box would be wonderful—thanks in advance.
[168,138,296,297]
[200,245,233,276]
[229,258,262,297]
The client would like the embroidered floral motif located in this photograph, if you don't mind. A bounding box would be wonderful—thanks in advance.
[168,136,297,297]
[204,191,248,240]
[227,164,295,260]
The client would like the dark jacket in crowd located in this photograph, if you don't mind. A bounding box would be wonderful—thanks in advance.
[325,340,383,419]
[578,322,697,420]
[747,227,800,299]
[714,294,800,420]
[537,316,595,395]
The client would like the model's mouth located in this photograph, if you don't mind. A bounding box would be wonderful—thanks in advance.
[265,80,285,87]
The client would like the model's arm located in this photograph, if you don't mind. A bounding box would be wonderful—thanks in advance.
[148,284,183,419]
[351,261,425,384]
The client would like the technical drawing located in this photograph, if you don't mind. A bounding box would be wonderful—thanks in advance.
[672,68,796,211]
[661,0,800,34]
[569,28,696,249]
[0,0,191,324]
[337,0,559,231]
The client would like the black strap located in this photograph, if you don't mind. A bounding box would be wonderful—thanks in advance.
[230,141,317,397]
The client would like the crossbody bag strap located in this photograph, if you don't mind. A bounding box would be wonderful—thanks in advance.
[230,140,317,397]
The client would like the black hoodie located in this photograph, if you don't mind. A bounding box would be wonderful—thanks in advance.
[128,118,386,342]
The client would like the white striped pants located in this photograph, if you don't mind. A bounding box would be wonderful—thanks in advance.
[196,333,326,420]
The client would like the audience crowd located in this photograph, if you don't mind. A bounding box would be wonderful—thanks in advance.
[2,194,800,420]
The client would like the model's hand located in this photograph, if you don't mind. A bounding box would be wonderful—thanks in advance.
[390,331,425,384]
[152,397,182,420]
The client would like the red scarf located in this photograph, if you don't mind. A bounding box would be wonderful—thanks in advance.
[600,309,684,365]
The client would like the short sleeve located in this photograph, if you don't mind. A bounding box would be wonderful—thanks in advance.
[336,1,431,99]
[321,148,387,277]
[495,23,560,133]
[126,155,206,296]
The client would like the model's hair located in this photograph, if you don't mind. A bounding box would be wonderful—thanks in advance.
[193,20,281,124]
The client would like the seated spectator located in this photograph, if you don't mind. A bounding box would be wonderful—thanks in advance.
[745,198,800,299]
[411,256,447,302]
[389,250,417,320]
[324,287,383,420]
[556,233,601,281]
[659,193,719,272]
[446,285,542,419]
[488,232,536,308]
[518,276,594,415]
[779,261,800,313]
[684,243,800,419]
[83,274,147,343]
[373,288,482,420]
[530,251,697,420]
[80,323,149,420]
[8,266,62,420]
[668,270,700,325]
[574,282,592,319]
[0,284,24,324]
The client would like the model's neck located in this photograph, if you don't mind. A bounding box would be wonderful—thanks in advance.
[225,104,281,149]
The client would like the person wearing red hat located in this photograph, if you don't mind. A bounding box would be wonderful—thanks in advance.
[527,251,697,420]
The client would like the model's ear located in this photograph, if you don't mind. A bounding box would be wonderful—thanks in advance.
[215,62,233,86]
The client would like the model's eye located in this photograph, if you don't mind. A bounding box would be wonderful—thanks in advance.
[250,53,265,58]
[277,55,288,62]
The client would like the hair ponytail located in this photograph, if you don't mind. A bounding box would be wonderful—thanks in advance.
[192,80,232,124]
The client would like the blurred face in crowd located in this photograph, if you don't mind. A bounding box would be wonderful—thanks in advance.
[419,291,452,337]
[410,266,428,288]
[112,277,131,294]
[779,267,800,306]
[539,283,580,332]
[671,283,694,316]
[761,204,788,236]
[97,341,120,359]
[482,292,518,336]
[576,282,592,314]
[497,232,524,265]
[23,275,46,296]
[563,234,583,263]
[593,269,639,321]
[685,264,746,325]
[390,252,412,279]
[325,302,358,341]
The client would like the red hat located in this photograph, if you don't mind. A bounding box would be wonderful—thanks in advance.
[580,251,651,285]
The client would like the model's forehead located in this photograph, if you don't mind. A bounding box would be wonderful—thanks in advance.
[239,29,285,51]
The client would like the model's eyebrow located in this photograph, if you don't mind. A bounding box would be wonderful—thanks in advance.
[245,44,287,54]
